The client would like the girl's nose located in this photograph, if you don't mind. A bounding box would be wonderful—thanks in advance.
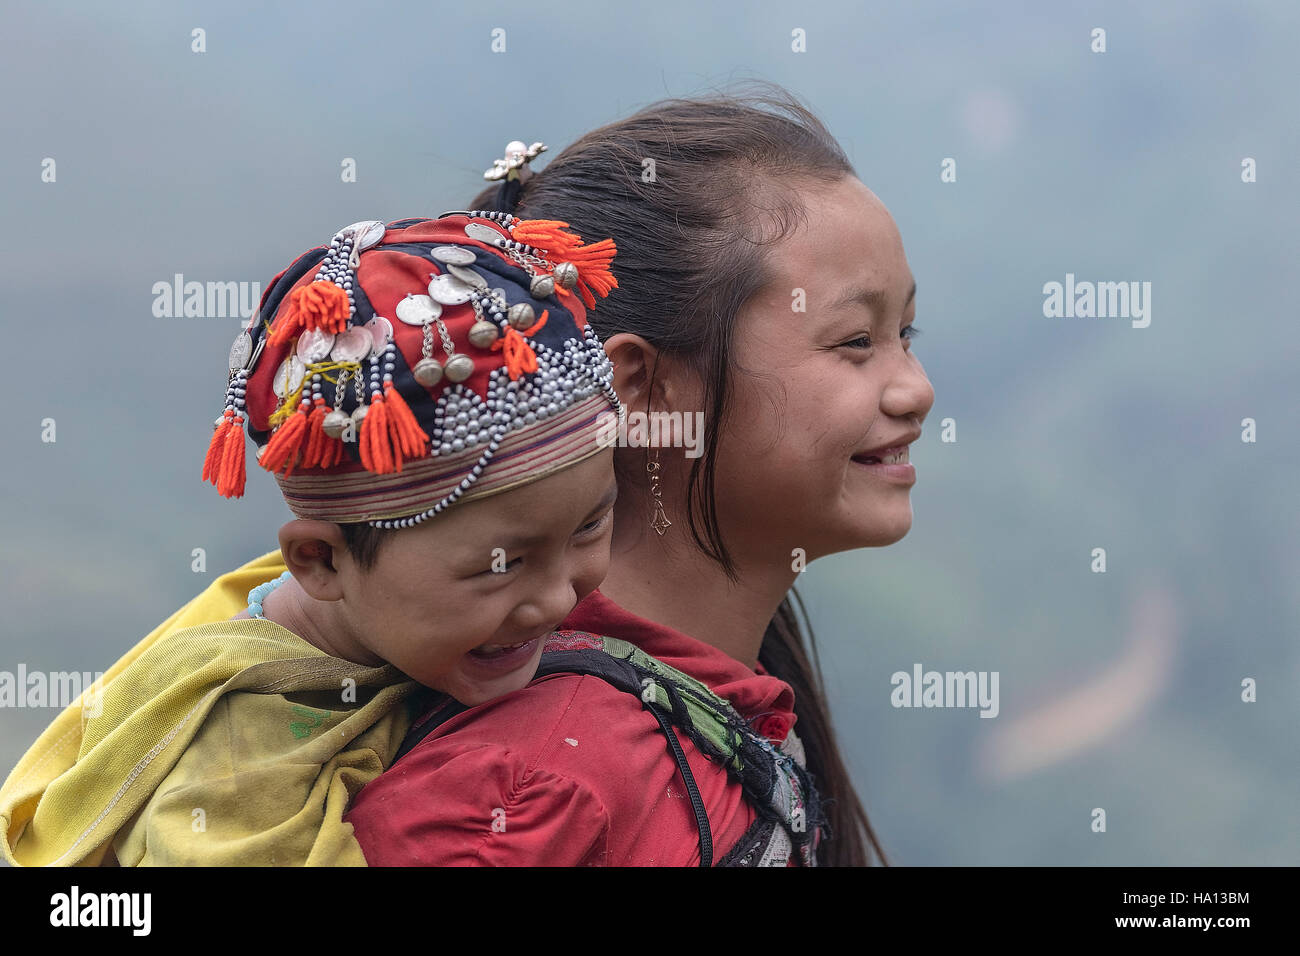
[883,355,934,421]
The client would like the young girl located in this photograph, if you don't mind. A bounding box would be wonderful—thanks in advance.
[0,199,626,866]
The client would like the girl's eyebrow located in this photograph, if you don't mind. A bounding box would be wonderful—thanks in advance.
[827,278,917,316]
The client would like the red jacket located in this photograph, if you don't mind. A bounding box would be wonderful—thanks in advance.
[345,588,798,865]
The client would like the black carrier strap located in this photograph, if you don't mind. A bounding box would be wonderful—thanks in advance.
[645,701,714,866]
[391,693,468,765]
[391,650,715,867]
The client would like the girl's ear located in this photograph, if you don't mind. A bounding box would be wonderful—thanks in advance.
[603,332,655,414]
[603,332,688,415]
[277,520,348,601]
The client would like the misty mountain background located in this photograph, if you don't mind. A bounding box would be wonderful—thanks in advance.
[1,0,1296,864]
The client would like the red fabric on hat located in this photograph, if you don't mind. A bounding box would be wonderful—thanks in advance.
[344,588,798,866]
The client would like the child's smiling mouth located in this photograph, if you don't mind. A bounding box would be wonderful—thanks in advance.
[461,636,547,680]
[467,638,535,659]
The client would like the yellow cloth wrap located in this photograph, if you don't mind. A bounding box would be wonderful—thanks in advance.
[0,549,421,867]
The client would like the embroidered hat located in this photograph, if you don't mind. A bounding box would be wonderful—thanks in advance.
[203,201,621,528]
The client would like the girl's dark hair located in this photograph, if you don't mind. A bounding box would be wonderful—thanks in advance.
[467,80,887,866]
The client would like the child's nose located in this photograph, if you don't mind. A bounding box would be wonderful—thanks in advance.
[514,580,579,633]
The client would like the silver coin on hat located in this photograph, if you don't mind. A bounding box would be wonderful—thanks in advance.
[295,328,335,363]
[364,317,393,359]
[427,273,473,306]
[430,245,477,266]
[464,222,505,246]
[330,326,372,363]
[273,355,306,399]
[228,331,253,371]
[446,263,488,291]
[342,220,386,251]
[395,293,442,326]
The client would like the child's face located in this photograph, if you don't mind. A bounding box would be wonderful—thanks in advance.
[338,449,617,706]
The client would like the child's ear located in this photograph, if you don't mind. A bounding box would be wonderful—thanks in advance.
[278,520,347,602]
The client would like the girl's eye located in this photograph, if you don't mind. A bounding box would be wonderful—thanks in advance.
[842,326,921,350]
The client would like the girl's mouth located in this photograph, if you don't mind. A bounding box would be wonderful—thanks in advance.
[851,446,909,465]
[850,445,916,483]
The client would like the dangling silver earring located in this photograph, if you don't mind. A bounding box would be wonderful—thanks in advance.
[648,445,671,536]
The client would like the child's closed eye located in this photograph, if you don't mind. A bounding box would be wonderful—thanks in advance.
[478,554,523,576]
[575,509,613,539]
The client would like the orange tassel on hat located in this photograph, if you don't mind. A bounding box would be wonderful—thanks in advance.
[358,382,428,475]
[269,281,351,346]
[260,401,312,476]
[359,394,393,474]
[493,309,548,381]
[318,427,346,468]
[203,369,250,497]
[509,219,618,309]
[301,396,330,469]
[216,414,247,498]
[382,382,429,468]
[202,410,233,486]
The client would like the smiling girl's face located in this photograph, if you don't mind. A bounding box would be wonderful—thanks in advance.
[712,175,934,564]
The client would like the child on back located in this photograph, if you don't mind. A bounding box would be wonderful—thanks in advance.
[0,197,623,866]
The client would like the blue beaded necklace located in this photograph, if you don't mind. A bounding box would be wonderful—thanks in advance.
[246,571,293,619]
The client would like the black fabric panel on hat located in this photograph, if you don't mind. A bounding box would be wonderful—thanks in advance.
[385,218,428,230]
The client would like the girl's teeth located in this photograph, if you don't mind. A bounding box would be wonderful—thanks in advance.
[861,450,908,464]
